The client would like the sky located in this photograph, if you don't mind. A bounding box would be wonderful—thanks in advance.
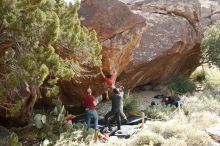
[64,0,73,2]
[64,0,79,3]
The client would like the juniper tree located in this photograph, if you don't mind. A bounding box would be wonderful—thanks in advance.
[202,23,220,67]
[0,0,101,122]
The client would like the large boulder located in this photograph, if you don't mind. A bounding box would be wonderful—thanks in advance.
[60,0,204,105]
[118,0,202,89]
[200,0,220,30]
[59,0,146,105]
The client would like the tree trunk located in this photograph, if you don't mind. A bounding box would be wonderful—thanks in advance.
[0,85,40,127]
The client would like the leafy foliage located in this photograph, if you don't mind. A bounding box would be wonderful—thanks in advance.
[168,75,196,94]
[8,100,22,117]
[202,23,220,67]
[0,132,22,146]
[17,103,94,146]
[0,0,102,116]
[191,67,206,82]
[123,97,140,116]
[0,0,101,91]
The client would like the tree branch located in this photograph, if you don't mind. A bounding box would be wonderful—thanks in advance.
[0,104,10,111]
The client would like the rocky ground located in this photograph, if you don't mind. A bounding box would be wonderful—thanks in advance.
[96,89,161,118]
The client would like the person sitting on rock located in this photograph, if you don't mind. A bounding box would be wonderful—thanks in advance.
[150,101,156,107]
[161,87,181,107]
[82,88,98,130]
[173,95,181,107]
[104,88,122,131]
[161,87,173,105]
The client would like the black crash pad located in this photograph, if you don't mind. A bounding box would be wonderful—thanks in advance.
[114,125,141,138]
[71,114,148,126]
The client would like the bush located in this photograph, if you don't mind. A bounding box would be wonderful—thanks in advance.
[184,129,210,146]
[135,130,165,146]
[202,23,220,67]
[162,138,187,146]
[189,111,220,129]
[54,123,94,146]
[168,75,196,94]
[204,65,220,88]
[191,67,206,82]
[123,97,140,116]
[144,105,175,120]
[0,132,22,146]
[182,96,220,115]
[143,113,211,146]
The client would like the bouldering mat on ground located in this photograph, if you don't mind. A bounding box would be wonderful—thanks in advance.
[126,115,148,125]
[114,125,141,138]
[71,114,86,123]
[71,114,148,125]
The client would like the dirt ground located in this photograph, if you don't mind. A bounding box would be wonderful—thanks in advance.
[96,89,162,118]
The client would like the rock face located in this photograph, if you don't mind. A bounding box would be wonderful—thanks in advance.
[206,124,220,142]
[59,0,146,105]
[60,0,203,105]
[118,0,202,89]
[0,126,10,140]
[200,0,220,30]
[79,0,146,73]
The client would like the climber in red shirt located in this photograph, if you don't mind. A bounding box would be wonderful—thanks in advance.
[100,67,117,89]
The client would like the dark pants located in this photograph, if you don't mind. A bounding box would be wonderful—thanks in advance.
[120,111,127,120]
[104,110,121,130]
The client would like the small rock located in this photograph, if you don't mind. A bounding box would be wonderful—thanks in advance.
[206,125,220,142]
[0,126,11,139]
[208,140,220,146]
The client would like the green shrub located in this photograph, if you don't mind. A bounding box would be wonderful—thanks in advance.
[168,75,196,94]
[54,123,94,146]
[123,98,140,116]
[202,23,220,67]
[191,68,206,82]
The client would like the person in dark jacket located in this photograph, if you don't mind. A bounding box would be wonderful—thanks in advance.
[104,88,122,131]
[118,86,127,122]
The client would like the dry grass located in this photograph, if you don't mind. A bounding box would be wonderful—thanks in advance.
[135,130,165,146]
[205,65,220,87]
[189,111,220,130]
[191,65,220,89]
[51,85,220,146]
[93,94,220,146]
[136,112,212,146]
